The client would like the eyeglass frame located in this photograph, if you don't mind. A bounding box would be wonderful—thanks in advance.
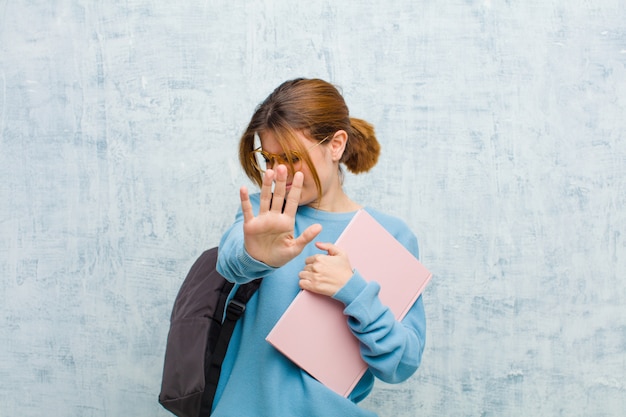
[248,134,332,174]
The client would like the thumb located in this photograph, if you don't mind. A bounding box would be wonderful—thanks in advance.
[315,241,343,256]
[295,223,323,248]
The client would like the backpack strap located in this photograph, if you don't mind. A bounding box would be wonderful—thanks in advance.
[200,278,262,416]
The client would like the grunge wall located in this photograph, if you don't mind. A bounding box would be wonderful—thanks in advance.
[1,1,624,416]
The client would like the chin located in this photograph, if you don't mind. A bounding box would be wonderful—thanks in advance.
[285,187,315,207]
[297,193,317,207]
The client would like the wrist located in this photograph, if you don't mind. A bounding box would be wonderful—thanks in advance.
[332,269,367,301]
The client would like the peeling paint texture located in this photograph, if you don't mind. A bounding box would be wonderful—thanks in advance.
[1,1,625,416]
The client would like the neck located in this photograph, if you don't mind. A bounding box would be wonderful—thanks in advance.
[307,188,361,213]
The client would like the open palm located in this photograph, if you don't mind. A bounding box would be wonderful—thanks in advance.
[240,165,322,267]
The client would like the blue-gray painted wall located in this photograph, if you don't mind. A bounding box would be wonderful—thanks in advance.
[1,1,624,416]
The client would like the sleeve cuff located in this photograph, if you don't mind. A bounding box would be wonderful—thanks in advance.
[239,246,278,276]
[332,269,368,305]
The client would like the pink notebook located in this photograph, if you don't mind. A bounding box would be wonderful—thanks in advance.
[265,209,432,397]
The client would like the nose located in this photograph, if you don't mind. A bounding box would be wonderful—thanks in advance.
[270,157,291,171]
[266,156,283,170]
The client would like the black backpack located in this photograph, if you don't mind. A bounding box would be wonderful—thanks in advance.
[158,247,262,417]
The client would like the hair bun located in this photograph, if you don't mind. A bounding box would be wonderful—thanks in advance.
[342,118,380,173]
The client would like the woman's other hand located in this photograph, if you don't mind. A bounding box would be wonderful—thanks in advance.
[298,242,354,296]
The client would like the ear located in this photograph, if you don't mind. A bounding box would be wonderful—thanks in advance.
[329,130,348,162]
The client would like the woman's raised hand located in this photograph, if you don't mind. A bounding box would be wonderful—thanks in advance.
[239,164,322,267]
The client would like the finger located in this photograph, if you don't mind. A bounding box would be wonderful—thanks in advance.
[284,171,304,215]
[271,165,288,212]
[302,258,317,271]
[298,272,332,296]
[259,169,274,213]
[294,223,322,249]
[315,241,343,256]
[298,277,310,291]
[240,186,254,223]
[298,271,314,290]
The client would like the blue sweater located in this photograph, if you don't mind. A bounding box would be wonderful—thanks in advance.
[214,194,426,416]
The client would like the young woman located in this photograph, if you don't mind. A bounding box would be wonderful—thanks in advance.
[214,78,426,416]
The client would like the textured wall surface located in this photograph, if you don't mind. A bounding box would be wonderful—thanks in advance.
[1,1,625,416]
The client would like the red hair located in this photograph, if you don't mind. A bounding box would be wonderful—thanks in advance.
[239,78,381,197]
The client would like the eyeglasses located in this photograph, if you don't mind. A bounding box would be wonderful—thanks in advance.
[249,135,331,173]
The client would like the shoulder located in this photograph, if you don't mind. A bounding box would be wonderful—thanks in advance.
[238,192,261,215]
[249,192,261,206]
[363,207,420,259]
[363,207,412,235]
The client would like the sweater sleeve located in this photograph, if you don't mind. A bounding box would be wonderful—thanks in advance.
[331,218,427,384]
[216,197,277,284]
[333,272,426,384]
